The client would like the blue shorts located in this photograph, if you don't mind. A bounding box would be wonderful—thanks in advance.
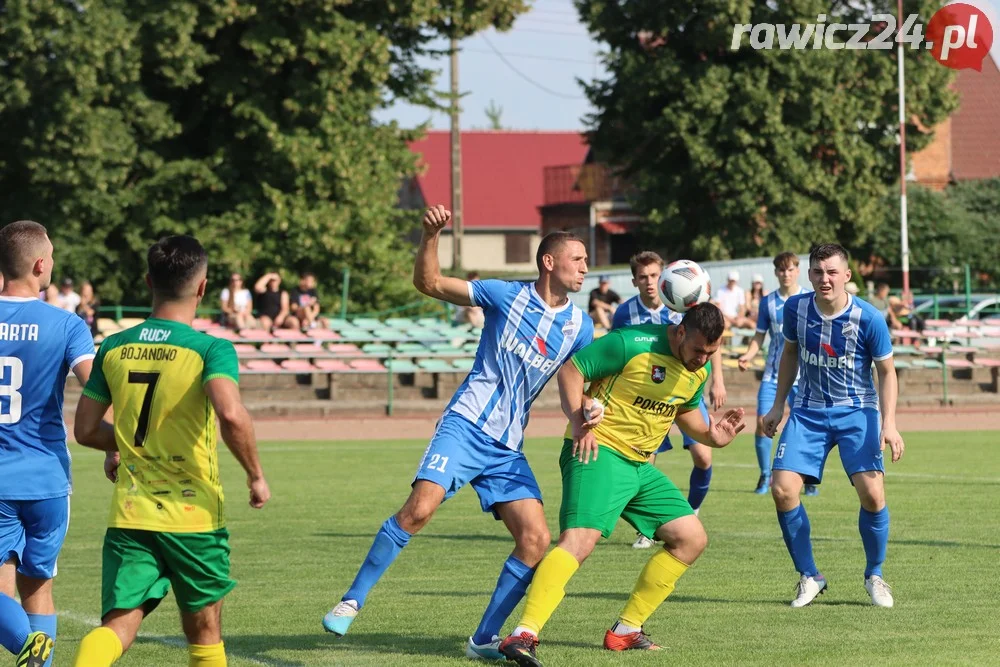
[757,381,798,416]
[413,412,542,518]
[657,399,710,453]
[0,496,70,579]
[772,407,884,485]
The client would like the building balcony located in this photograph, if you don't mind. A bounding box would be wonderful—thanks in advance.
[543,163,628,206]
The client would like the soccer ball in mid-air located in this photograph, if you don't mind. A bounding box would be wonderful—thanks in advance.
[659,260,712,313]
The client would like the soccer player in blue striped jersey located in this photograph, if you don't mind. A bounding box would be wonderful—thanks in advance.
[323,205,595,659]
[737,252,815,495]
[0,221,100,667]
[763,244,905,609]
[611,252,727,549]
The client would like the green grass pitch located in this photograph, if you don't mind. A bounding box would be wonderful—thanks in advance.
[50,431,1000,666]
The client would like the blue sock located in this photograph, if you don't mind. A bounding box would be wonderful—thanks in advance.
[27,614,57,667]
[343,515,412,608]
[0,592,30,655]
[859,506,889,578]
[688,466,712,510]
[777,505,818,577]
[754,435,772,476]
[472,555,534,645]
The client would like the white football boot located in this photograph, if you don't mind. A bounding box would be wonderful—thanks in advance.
[865,575,894,608]
[790,575,828,608]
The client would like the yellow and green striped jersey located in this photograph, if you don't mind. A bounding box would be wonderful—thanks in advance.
[565,323,709,462]
[83,318,239,533]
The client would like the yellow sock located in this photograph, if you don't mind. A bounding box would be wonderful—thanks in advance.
[517,547,580,635]
[189,641,227,666]
[619,549,689,628]
[73,626,123,667]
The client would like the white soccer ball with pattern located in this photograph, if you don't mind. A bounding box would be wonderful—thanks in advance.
[658,260,712,313]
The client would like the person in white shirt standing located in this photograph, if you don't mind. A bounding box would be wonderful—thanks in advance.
[56,278,81,313]
[714,271,754,329]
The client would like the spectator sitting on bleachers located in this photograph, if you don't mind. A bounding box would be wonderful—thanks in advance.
[220,272,255,330]
[56,277,81,313]
[453,271,485,328]
[867,283,902,329]
[254,272,297,332]
[76,280,99,335]
[588,275,621,330]
[714,270,755,329]
[289,271,321,330]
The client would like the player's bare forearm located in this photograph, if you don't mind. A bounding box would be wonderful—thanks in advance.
[773,341,798,406]
[745,332,765,360]
[206,378,265,480]
[73,395,118,452]
[558,361,586,426]
[675,408,712,446]
[219,406,264,481]
[875,358,899,427]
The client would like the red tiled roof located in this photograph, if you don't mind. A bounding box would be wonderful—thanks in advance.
[408,130,589,230]
[951,56,1000,181]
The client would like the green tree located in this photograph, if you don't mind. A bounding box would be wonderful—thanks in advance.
[578,0,958,260]
[859,180,1000,291]
[0,0,527,312]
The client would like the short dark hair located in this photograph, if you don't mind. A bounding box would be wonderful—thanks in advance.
[876,282,890,291]
[809,243,849,266]
[147,235,208,299]
[536,231,586,273]
[299,271,315,280]
[680,303,725,343]
[629,251,664,277]
[0,220,48,279]
[773,252,799,270]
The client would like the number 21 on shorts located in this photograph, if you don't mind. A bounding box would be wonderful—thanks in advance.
[425,454,449,473]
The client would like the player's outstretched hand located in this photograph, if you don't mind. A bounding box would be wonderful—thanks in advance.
[104,451,120,483]
[881,423,905,463]
[248,476,271,509]
[422,205,452,235]
[581,397,604,429]
[708,408,746,447]
[761,405,783,438]
[572,429,599,464]
[737,354,752,372]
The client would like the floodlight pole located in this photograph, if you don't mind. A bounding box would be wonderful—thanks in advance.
[897,0,911,303]
[450,33,464,271]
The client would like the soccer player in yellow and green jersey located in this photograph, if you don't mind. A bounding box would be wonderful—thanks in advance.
[70,235,271,667]
[500,304,746,666]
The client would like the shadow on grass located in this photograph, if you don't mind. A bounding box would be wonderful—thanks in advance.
[212,632,470,662]
[313,532,517,544]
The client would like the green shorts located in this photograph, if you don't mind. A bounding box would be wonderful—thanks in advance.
[559,440,694,539]
[101,527,236,618]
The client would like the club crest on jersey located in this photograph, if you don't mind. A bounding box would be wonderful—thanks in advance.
[842,322,856,337]
[651,366,666,383]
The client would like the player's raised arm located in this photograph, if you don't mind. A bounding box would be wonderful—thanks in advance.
[205,378,270,508]
[413,205,475,306]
